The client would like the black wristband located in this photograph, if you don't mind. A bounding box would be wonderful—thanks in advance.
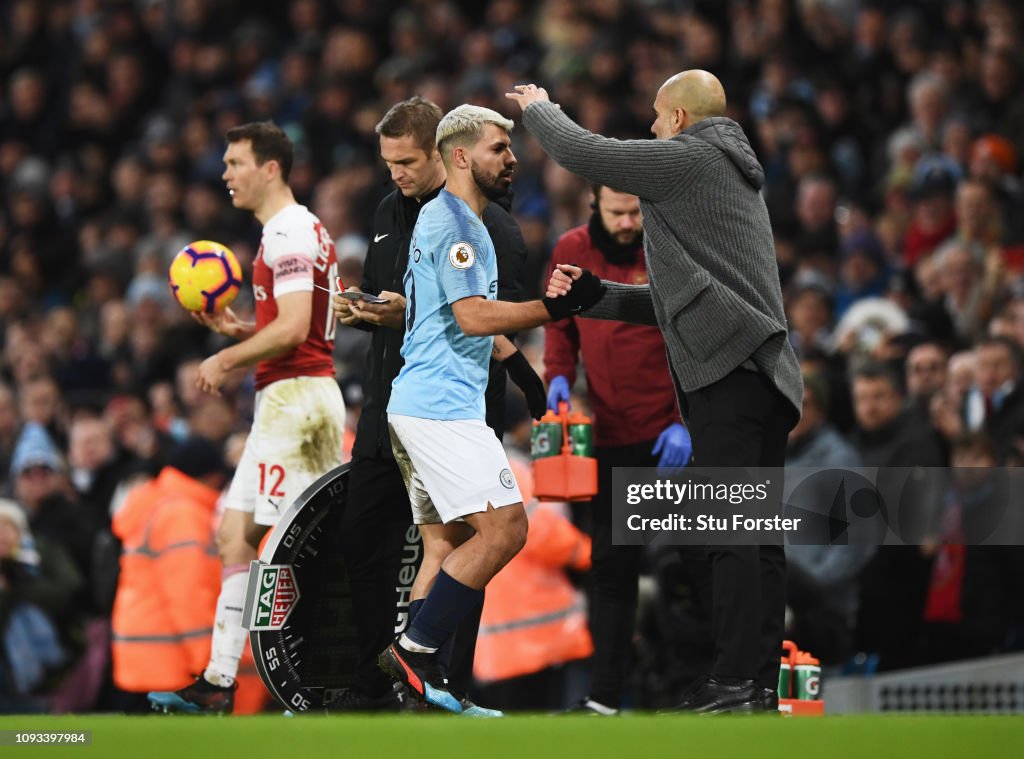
[543,269,606,321]
[542,295,572,321]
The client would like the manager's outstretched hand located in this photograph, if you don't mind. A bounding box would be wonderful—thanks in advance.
[546,264,579,298]
[506,84,554,112]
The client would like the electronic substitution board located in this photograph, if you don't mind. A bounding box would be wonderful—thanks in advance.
[242,463,422,712]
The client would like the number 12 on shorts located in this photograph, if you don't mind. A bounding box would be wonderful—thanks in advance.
[258,463,286,498]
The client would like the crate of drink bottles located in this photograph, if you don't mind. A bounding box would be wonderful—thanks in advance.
[530,402,598,502]
[778,639,825,716]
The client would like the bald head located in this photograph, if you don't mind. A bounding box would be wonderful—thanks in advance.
[663,70,726,121]
[651,69,727,139]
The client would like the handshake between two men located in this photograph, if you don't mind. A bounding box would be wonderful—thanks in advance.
[541,264,607,320]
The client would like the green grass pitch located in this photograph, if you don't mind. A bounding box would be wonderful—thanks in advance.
[1,713,1023,758]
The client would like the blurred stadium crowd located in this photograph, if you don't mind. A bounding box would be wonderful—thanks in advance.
[1,0,1023,712]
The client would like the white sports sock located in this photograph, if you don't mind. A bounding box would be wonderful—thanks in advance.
[204,568,249,688]
[399,633,437,654]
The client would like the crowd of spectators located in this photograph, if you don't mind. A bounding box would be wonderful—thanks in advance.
[2,0,1024,711]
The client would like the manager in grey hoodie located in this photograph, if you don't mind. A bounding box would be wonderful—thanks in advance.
[508,71,803,714]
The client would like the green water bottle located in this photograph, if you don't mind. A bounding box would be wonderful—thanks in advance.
[531,410,563,460]
[567,411,594,458]
[793,653,821,700]
[778,658,792,700]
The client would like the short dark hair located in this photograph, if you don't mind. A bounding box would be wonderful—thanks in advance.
[975,335,1023,369]
[951,431,998,462]
[169,436,227,480]
[852,362,903,395]
[225,121,293,181]
[375,97,444,154]
[905,339,949,367]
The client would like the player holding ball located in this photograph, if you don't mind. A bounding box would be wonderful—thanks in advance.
[149,121,346,715]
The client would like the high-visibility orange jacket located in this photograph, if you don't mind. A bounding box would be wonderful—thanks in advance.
[474,460,593,682]
[111,466,223,692]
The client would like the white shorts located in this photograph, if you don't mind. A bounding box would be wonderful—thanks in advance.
[225,376,346,526]
[388,414,523,525]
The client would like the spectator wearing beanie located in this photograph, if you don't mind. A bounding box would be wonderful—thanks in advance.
[11,423,99,588]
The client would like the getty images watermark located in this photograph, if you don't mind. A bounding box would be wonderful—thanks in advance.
[612,467,1024,546]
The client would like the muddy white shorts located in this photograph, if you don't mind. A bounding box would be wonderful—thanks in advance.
[225,376,346,526]
[387,414,522,525]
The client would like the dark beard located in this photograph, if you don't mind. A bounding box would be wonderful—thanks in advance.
[472,164,510,201]
[588,211,643,266]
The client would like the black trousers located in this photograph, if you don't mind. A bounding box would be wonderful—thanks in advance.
[339,455,482,697]
[685,368,798,689]
[588,440,658,708]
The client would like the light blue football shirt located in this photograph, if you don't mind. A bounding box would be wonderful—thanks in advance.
[388,189,498,421]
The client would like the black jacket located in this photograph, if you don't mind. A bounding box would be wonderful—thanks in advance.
[982,383,1024,462]
[352,186,527,460]
[849,410,947,468]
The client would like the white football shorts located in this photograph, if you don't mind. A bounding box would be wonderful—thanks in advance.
[387,414,523,525]
[224,376,346,526]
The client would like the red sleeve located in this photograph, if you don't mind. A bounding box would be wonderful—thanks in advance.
[543,234,582,385]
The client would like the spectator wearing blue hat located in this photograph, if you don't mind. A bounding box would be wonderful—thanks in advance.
[11,423,98,591]
[835,230,891,320]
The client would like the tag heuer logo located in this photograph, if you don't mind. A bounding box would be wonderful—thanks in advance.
[250,565,300,631]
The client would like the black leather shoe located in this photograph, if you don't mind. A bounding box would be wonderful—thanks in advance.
[759,687,779,713]
[663,676,761,714]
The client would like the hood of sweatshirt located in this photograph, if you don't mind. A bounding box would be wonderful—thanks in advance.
[112,467,219,541]
[683,117,765,191]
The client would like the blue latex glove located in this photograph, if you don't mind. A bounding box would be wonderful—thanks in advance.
[547,375,570,412]
[652,423,691,469]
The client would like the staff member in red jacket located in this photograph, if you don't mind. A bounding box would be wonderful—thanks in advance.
[544,184,691,714]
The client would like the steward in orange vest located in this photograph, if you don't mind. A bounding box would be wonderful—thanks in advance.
[111,440,226,693]
[112,439,269,714]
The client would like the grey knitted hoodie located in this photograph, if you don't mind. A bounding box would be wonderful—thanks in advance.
[522,102,803,416]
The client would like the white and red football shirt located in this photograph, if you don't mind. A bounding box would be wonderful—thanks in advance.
[252,204,338,389]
